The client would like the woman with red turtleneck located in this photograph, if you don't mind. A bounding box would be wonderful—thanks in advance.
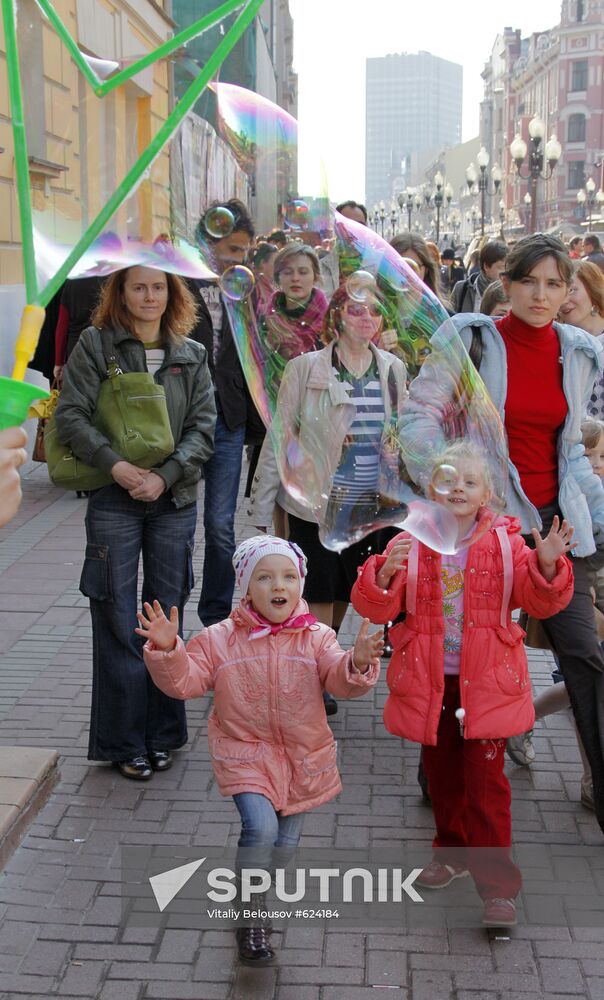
[402,234,604,836]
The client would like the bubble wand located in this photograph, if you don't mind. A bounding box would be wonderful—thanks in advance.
[0,0,262,428]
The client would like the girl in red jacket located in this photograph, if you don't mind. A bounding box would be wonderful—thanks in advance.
[138,535,383,966]
[351,442,575,928]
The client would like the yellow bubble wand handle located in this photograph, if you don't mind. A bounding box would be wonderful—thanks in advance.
[12,305,46,382]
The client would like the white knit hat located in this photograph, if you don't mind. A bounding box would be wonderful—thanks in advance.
[232,535,307,598]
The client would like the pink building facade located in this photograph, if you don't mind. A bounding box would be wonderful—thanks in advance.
[481,0,604,235]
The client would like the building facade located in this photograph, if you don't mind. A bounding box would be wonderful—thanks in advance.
[481,0,604,235]
[172,0,298,231]
[365,50,462,212]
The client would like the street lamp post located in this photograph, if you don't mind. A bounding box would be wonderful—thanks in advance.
[372,205,380,231]
[577,176,597,229]
[467,148,503,237]
[379,200,386,238]
[390,203,398,236]
[523,191,532,232]
[510,115,562,234]
[498,199,506,241]
[433,171,444,243]
[398,189,416,231]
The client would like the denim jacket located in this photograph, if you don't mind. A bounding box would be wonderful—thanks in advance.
[400,312,604,557]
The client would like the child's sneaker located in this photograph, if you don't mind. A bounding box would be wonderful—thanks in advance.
[482,896,517,927]
[415,860,469,889]
[505,730,535,767]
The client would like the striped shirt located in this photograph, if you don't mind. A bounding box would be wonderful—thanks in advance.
[144,340,165,376]
[330,352,386,504]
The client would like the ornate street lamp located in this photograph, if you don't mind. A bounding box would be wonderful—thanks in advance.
[398,189,417,231]
[431,171,448,242]
[379,200,386,238]
[467,148,503,238]
[523,191,532,231]
[390,202,398,236]
[372,205,380,231]
[498,199,506,240]
[509,115,561,233]
[577,176,597,229]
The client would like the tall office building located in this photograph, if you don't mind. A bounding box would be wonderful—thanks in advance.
[365,51,462,209]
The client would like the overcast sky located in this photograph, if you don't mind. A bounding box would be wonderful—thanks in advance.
[289,0,560,203]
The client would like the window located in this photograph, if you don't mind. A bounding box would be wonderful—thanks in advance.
[571,59,588,91]
[568,161,585,189]
[577,0,584,21]
[568,113,586,142]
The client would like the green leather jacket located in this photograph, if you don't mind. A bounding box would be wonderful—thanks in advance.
[55,325,216,507]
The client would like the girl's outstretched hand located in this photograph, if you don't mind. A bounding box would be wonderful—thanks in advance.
[376,537,413,589]
[352,618,384,673]
[531,516,575,582]
[135,600,179,652]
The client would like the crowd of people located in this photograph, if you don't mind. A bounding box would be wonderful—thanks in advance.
[7,199,604,963]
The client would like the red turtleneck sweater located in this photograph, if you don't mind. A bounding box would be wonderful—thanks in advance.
[495,312,567,509]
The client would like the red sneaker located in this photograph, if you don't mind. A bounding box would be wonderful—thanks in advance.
[482,897,517,927]
[415,860,469,889]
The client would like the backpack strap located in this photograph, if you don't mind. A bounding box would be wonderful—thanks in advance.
[495,525,514,628]
[406,537,419,616]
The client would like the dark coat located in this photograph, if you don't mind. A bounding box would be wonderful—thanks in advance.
[188,279,264,442]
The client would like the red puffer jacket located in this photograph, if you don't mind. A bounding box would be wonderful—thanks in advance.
[351,513,573,744]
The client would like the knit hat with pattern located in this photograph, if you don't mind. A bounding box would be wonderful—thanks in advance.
[232,535,308,598]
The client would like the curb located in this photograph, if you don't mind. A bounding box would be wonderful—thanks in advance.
[0,747,60,870]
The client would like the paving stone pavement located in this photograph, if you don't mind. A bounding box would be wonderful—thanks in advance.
[0,464,603,1000]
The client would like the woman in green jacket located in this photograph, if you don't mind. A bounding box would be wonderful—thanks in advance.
[56,266,216,780]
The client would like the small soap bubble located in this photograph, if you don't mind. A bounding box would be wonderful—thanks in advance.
[431,464,458,496]
[346,269,377,303]
[219,265,255,301]
[204,206,235,239]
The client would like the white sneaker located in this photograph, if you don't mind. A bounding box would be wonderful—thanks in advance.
[506,730,535,767]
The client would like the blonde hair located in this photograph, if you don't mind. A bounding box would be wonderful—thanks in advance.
[581,419,604,451]
[430,441,493,493]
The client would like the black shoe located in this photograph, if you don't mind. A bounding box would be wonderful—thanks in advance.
[323,691,338,716]
[148,750,173,772]
[236,926,275,966]
[115,756,152,780]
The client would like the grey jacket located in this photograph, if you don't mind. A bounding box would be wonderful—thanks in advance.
[400,312,604,556]
[55,326,216,508]
[248,341,408,528]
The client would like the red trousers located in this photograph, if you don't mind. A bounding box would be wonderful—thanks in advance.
[422,675,522,900]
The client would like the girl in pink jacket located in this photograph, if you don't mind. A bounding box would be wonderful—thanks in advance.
[351,443,575,929]
[139,535,382,966]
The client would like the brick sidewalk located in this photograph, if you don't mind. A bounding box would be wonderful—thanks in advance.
[0,466,603,999]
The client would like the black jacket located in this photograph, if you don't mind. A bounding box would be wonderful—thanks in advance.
[188,279,263,441]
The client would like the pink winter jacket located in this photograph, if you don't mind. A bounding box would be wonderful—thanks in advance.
[351,512,573,744]
[143,599,379,815]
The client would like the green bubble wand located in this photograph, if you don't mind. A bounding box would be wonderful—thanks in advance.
[0,0,262,427]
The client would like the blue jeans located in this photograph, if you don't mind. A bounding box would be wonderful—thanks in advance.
[82,484,197,761]
[233,792,305,872]
[198,411,245,625]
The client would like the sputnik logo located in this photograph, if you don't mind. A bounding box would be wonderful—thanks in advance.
[149,858,206,912]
